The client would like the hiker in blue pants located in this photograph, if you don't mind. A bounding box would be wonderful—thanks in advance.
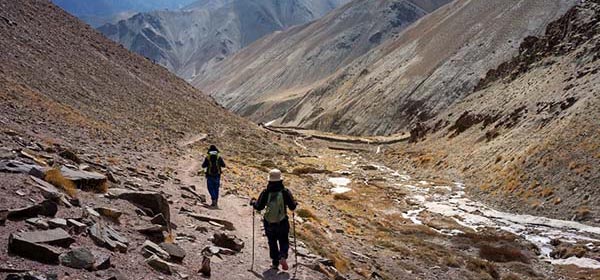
[251,169,297,271]
[202,145,226,208]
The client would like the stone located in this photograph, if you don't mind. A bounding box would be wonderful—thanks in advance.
[94,207,123,222]
[7,199,58,220]
[59,150,81,164]
[151,213,168,226]
[180,186,206,203]
[25,218,49,229]
[60,166,106,191]
[137,225,166,235]
[0,210,7,226]
[30,176,61,200]
[11,228,74,248]
[48,218,68,229]
[0,160,37,174]
[8,233,62,264]
[145,254,178,275]
[187,213,235,231]
[159,242,186,262]
[211,232,244,252]
[142,240,170,260]
[67,219,87,233]
[94,253,111,270]
[202,246,236,257]
[28,166,49,179]
[199,256,211,277]
[112,190,170,222]
[89,224,128,252]
[60,247,95,270]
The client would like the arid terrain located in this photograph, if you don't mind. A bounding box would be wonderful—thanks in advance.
[1,0,600,280]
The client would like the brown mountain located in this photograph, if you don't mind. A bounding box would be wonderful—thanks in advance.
[196,0,576,137]
[192,0,452,122]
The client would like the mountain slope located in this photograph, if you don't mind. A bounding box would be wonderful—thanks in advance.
[197,0,576,136]
[386,0,600,223]
[98,0,350,79]
[52,0,198,27]
[193,0,452,122]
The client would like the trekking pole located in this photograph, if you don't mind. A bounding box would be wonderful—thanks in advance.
[251,208,255,272]
[292,211,299,277]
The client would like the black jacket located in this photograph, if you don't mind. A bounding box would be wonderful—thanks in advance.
[253,181,297,212]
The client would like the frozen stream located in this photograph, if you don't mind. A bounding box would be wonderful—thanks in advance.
[332,153,600,269]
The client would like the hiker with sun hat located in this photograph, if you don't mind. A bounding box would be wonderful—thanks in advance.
[251,169,297,270]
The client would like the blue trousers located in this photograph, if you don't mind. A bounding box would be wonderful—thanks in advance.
[264,218,290,265]
[206,176,221,201]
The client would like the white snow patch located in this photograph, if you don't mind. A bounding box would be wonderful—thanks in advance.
[328,177,351,187]
[264,119,277,127]
[548,257,600,269]
[331,186,352,194]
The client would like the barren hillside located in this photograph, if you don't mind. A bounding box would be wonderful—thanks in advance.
[193,0,452,122]
[385,0,600,225]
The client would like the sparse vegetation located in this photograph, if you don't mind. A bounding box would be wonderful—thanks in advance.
[45,168,77,198]
[479,244,530,264]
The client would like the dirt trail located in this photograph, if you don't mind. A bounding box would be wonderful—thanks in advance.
[175,152,325,280]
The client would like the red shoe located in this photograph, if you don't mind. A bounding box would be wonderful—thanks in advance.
[280,258,289,271]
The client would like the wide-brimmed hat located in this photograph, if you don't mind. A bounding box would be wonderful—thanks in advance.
[208,145,219,152]
[268,169,283,182]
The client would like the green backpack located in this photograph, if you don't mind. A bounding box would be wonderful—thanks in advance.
[264,191,286,223]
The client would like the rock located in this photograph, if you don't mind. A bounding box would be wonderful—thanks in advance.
[104,269,127,280]
[112,189,170,222]
[211,232,244,252]
[25,218,50,229]
[137,225,166,235]
[67,219,87,233]
[11,228,74,247]
[7,199,58,220]
[94,207,123,222]
[180,186,206,203]
[8,233,62,264]
[60,247,95,270]
[142,240,171,260]
[187,213,235,231]
[195,226,208,233]
[0,160,37,174]
[29,176,61,200]
[60,167,107,191]
[94,253,111,270]
[106,171,120,184]
[59,150,81,164]
[0,210,7,226]
[86,207,101,218]
[28,166,49,179]
[202,246,236,257]
[151,213,168,226]
[199,256,211,277]
[89,224,128,252]
[145,254,178,275]
[159,242,186,262]
[48,218,68,229]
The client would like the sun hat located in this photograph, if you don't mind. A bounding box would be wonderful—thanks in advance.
[268,169,283,182]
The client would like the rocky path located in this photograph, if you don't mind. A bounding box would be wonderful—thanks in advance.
[174,152,326,280]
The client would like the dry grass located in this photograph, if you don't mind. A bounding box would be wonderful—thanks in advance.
[443,255,461,268]
[164,231,175,243]
[466,258,500,279]
[291,166,329,175]
[297,223,349,272]
[296,208,320,221]
[479,244,530,264]
[45,168,77,198]
[333,193,352,200]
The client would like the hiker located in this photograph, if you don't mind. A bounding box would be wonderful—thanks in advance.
[202,145,226,207]
[251,169,297,271]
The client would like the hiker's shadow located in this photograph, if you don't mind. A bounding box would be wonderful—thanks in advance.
[249,269,291,280]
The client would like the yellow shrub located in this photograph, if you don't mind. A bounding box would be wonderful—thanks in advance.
[45,168,77,198]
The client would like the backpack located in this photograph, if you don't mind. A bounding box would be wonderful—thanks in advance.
[206,153,221,176]
[264,191,286,223]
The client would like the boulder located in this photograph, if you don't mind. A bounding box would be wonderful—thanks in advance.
[211,232,244,252]
[60,247,95,269]
[142,240,170,260]
[145,254,178,275]
[58,150,81,164]
[7,199,58,220]
[159,242,186,262]
[11,228,74,248]
[112,190,170,222]
[8,233,62,264]
[94,253,111,270]
[60,166,106,191]
[0,160,37,174]
[29,176,61,200]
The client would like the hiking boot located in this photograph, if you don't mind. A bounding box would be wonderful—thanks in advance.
[280,258,289,271]
[271,261,279,270]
